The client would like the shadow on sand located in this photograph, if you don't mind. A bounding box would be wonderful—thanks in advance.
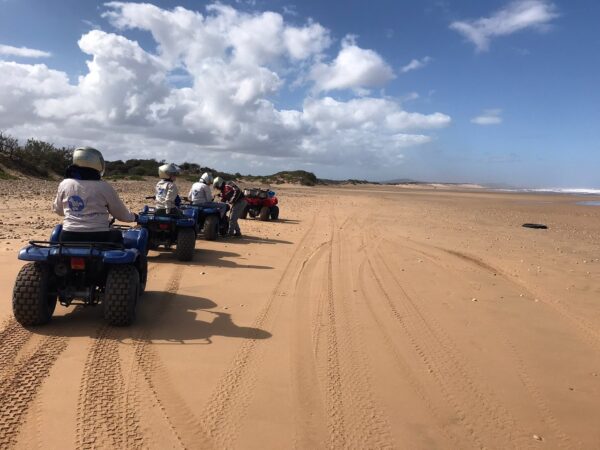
[29,292,271,344]
[150,248,273,269]
[220,235,293,245]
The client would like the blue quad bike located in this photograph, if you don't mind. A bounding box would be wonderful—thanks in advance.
[136,205,198,261]
[12,224,148,327]
[181,202,230,241]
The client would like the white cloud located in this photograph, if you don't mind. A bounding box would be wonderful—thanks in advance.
[450,0,559,52]
[400,56,432,73]
[0,44,51,58]
[309,36,394,93]
[471,109,503,125]
[284,21,331,60]
[0,3,451,171]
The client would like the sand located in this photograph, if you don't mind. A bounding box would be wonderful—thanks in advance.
[1,179,600,449]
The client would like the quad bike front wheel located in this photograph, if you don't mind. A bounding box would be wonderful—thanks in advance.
[259,206,270,221]
[203,215,219,241]
[175,228,196,261]
[240,205,249,219]
[12,263,57,326]
[137,255,148,295]
[104,265,139,326]
[270,205,279,220]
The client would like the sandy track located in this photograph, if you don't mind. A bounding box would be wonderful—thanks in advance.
[1,182,600,448]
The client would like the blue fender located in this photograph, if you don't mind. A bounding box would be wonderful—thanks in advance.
[182,208,198,220]
[122,228,148,254]
[19,246,51,262]
[103,249,138,264]
[49,224,63,243]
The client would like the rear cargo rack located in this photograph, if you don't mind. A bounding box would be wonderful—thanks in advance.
[28,240,125,250]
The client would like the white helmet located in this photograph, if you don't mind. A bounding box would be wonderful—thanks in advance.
[158,163,180,179]
[213,176,224,189]
[200,172,214,184]
[73,147,105,175]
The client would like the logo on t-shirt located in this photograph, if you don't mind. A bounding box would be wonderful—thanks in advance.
[67,195,85,212]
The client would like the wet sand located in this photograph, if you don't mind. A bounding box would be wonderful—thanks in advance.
[1,180,600,448]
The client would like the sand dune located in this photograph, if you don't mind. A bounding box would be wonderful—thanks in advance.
[1,180,600,448]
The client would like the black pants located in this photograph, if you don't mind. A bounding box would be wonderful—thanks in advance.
[59,230,123,244]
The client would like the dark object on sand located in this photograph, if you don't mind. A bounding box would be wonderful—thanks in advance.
[522,223,548,229]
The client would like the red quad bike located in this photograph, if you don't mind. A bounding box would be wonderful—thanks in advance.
[241,188,279,221]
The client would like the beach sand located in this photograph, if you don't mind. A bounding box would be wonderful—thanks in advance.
[1,180,599,449]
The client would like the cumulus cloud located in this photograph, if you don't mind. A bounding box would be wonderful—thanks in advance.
[471,109,503,125]
[400,56,432,73]
[309,36,394,93]
[0,2,451,171]
[450,0,559,52]
[0,44,51,58]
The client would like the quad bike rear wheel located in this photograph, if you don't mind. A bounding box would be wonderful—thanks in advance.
[103,265,139,326]
[240,205,249,219]
[12,263,57,326]
[203,215,219,241]
[175,228,196,261]
[270,205,279,220]
[259,206,270,221]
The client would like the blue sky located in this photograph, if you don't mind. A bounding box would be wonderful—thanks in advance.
[0,0,598,187]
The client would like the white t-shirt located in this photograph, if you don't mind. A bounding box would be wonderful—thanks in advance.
[189,181,213,205]
[155,179,179,210]
[53,179,136,232]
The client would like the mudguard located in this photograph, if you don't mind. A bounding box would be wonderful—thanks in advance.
[49,225,62,243]
[182,208,198,220]
[122,228,148,254]
[176,217,196,227]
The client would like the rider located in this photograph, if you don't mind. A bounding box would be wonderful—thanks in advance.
[213,177,246,237]
[188,172,227,218]
[53,147,137,243]
[155,163,181,214]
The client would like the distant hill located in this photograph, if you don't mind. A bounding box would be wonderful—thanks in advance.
[0,131,326,186]
[242,170,318,186]
[383,178,421,184]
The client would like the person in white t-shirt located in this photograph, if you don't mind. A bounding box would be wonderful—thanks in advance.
[155,163,181,214]
[53,147,137,243]
[188,172,227,218]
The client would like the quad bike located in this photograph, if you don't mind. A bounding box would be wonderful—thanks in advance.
[12,224,148,327]
[241,188,279,221]
[137,199,198,261]
[181,201,230,241]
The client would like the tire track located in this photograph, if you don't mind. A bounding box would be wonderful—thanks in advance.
[77,264,192,450]
[354,221,459,441]
[200,210,321,448]
[504,338,576,448]
[0,335,68,448]
[330,215,394,448]
[388,236,600,355]
[357,258,461,447]
[365,240,530,448]
[289,239,330,449]
[77,324,138,449]
[379,235,584,448]
[126,267,213,449]
[324,240,346,449]
[0,319,33,385]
